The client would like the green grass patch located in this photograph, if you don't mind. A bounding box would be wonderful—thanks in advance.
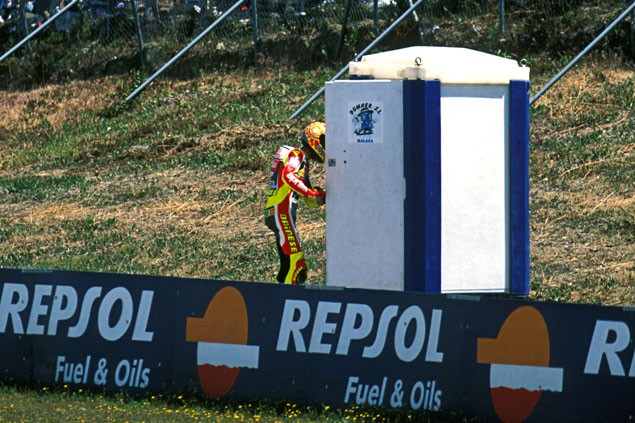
[0,175,88,202]
[0,384,477,423]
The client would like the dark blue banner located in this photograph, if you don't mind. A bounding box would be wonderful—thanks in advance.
[0,268,633,422]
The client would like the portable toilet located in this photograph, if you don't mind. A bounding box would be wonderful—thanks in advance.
[324,46,530,295]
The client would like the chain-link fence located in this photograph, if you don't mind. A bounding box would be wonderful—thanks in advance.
[0,0,633,89]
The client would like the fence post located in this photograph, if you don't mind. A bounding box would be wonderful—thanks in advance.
[20,0,33,52]
[631,6,634,59]
[407,0,425,44]
[373,0,378,32]
[252,0,258,68]
[106,0,113,41]
[499,0,504,36]
[131,0,146,65]
[335,0,353,60]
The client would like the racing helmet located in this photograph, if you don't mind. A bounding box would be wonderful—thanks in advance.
[301,121,326,163]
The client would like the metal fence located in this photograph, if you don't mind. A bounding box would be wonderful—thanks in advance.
[0,0,402,53]
[0,0,633,89]
[2,0,604,46]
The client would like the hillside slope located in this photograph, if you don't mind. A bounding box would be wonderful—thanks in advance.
[0,55,633,306]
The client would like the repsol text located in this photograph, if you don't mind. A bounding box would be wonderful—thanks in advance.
[276,300,444,363]
[0,283,154,342]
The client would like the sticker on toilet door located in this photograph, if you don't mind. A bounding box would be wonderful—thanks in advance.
[348,101,384,144]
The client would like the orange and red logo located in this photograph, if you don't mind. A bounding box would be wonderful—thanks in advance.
[477,306,563,423]
[186,287,260,399]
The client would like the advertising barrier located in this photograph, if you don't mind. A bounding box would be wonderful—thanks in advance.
[0,268,633,421]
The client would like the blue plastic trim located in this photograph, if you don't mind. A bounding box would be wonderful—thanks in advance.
[403,80,441,293]
[403,80,424,292]
[509,80,530,296]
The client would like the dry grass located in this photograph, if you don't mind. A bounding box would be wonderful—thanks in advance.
[0,55,633,303]
[528,53,634,305]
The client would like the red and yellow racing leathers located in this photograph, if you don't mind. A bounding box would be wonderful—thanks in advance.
[265,145,324,284]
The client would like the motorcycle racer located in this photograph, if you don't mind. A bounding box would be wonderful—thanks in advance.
[265,121,326,284]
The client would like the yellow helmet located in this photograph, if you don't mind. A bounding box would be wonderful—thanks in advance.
[301,121,326,163]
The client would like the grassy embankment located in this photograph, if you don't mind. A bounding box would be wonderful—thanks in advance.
[0,52,633,421]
